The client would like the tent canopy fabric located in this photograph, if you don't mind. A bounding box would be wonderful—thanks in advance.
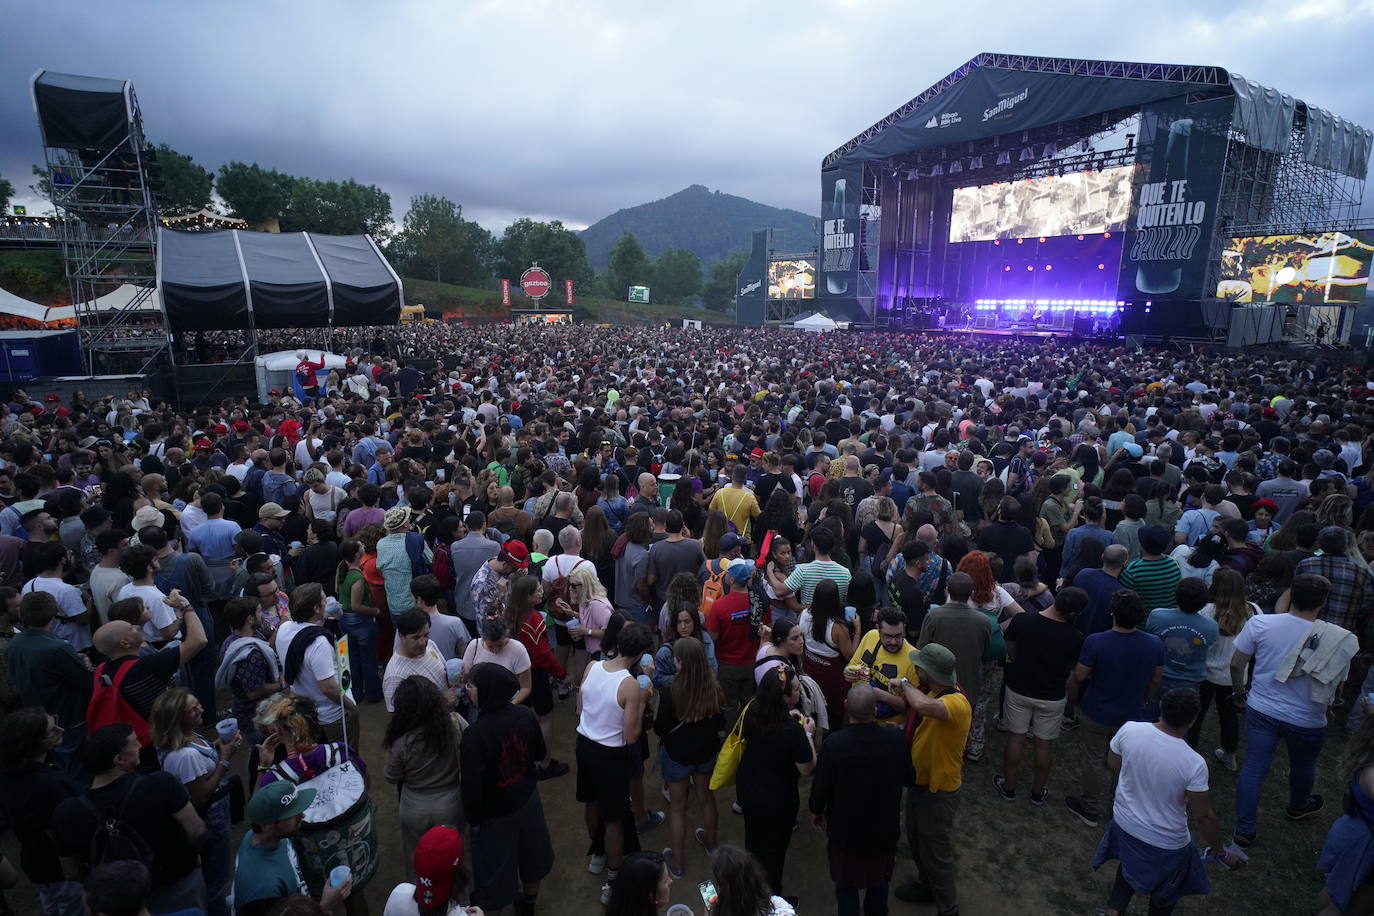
[794,312,838,331]
[31,70,132,150]
[157,229,403,332]
[0,287,75,326]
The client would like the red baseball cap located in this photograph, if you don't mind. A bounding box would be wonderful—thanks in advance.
[212,423,228,435]
[232,420,251,432]
[749,447,765,458]
[194,438,212,451]
[412,826,463,908]
[499,540,529,569]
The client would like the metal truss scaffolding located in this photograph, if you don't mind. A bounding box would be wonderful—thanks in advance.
[37,82,169,375]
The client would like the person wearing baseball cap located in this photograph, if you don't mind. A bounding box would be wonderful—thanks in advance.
[382,825,481,916]
[234,781,351,914]
[892,641,971,910]
[468,540,528,623]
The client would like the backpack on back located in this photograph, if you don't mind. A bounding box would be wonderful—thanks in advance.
[546,556,587,621]
[431,541,455,589]
[699,557,729,618]
[79,777,156,870]
[88,658,151,746]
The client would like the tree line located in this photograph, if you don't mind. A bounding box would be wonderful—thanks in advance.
[4,150,744,311]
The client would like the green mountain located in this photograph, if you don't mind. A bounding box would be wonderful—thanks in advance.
[579,184,818,268]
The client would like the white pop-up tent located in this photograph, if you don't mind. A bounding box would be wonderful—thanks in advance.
[254,350,351,402]
[793,312,838,332]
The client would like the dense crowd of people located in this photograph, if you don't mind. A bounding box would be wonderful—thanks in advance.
[0,322,1370,916]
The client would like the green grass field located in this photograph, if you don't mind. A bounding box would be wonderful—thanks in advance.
[402,277,730,326]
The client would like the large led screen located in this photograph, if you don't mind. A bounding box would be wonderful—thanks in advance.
[768,259,816,299]
[949,165,1137,243]
[1215,231,1374,303]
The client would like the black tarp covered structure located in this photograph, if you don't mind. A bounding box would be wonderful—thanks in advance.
[157,229,403,332]
[31,70,133,149]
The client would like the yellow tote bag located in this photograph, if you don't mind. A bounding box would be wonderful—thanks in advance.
[709,702,751,791]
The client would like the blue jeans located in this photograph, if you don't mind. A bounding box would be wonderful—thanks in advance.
[1144,677,1199,721]
[1235,705,1324,836]
[836,883,889,916]
[1348,666,1374,734]
[340,613,382,702]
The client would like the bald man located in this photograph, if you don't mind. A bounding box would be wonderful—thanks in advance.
[629,472,659,517]
[88,607,207,747]
[810,683,914,914]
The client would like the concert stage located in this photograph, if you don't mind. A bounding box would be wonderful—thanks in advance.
[772,52,1374,347]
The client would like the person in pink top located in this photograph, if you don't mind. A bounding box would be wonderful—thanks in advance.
[561,565,615,658]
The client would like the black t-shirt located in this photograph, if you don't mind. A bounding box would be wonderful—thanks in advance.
[106,649,182,721]
[53,771,196,888]
[0,761,81,882]
[836,477,874,509]
[1003,611,1084,701]
[977,521,1036,583]
[886,568,928,639]
[753,472,786,509]
[737,720,811,813]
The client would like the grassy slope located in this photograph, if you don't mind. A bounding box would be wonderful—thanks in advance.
[402,277,732,326]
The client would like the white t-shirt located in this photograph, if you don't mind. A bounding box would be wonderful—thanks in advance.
[276,619,343,723]
[116,582,177,645]
[461,637,531,676]
[382,884,465,916]
[23,576,92,651]
[1234,612,1345,729]
[1198,602,1259,686]
[89,566,133,625]
[1109,721,1208,850]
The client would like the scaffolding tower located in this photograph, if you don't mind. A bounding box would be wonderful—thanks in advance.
[31,70,169,375]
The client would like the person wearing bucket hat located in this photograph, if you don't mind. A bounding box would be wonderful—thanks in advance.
[233,781,351,915]
[891,641,971,911]
[378,506,431,620]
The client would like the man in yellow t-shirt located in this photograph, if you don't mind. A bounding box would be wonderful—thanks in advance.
[843,607,917,726]
[709,465,760,534]
[893,642,971,915]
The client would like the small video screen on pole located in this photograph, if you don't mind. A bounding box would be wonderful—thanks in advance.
[1215,231,1374,303]
[767,259,816,299]
[948,165,1137,243]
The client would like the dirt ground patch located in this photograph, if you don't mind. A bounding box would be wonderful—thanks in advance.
[5,692,1340,915]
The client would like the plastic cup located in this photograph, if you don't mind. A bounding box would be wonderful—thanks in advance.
[639,653,653,670]
[329,865,351,887]
[568,616,581,629]
[446,657,464,686]
[637,673,651,690]
[215,718,238,743]
[666,906,694,916]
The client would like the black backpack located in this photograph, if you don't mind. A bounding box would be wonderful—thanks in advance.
[80,777,155,870]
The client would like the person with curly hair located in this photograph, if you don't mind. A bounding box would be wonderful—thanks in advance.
[383,676,466,876]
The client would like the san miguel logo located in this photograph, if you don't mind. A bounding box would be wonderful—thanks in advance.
[738,280,762,297]
[983,87,1029,122]
[519,264,552,299]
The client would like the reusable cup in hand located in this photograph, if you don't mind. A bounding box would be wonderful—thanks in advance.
[215,718,238,743]
[446,657,464,686]
[329,865,351,887]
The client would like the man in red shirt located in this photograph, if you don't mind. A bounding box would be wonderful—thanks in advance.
[705,559,768,728]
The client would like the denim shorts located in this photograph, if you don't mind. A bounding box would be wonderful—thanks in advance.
[659,745,713,782]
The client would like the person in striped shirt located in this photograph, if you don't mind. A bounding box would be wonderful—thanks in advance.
[1119,525,1182,612]
[785,525,851,606]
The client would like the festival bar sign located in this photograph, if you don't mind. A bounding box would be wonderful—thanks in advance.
[520,265,552,300]
[565,279,575,305]
[500,278,511,306]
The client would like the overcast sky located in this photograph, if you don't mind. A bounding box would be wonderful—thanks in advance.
[3,0,1372,233]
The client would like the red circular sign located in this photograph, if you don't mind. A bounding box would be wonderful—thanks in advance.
[519,266,552,299]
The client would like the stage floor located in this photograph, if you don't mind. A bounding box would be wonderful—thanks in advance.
[931,325,1121,340]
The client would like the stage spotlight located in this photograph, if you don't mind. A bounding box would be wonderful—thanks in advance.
[1097,264,1105,270]
[1027,265,1034,271]
[970,155,983,169]
[1044,265,1053,271]
[948,160,963,174]
[1103,233,1111,238]
[1003,266,1010,271]
[1019,147,1035,161]
[1016,238,1023,245]
[993,239,1000,246]
[1077,235,1085,240]
[1043,142,1056,157]
[929,163,944,176]
[1038,237,1046,243]
[996,151,1011,166]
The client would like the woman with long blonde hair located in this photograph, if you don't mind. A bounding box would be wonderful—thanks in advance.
[1189,568,1257,769]
[653,637,724,878]
[150,687,242,916]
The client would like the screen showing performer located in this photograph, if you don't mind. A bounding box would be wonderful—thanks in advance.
[948,165,1137,243]
[768,259,817,299]
[1215,231,1374,303]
